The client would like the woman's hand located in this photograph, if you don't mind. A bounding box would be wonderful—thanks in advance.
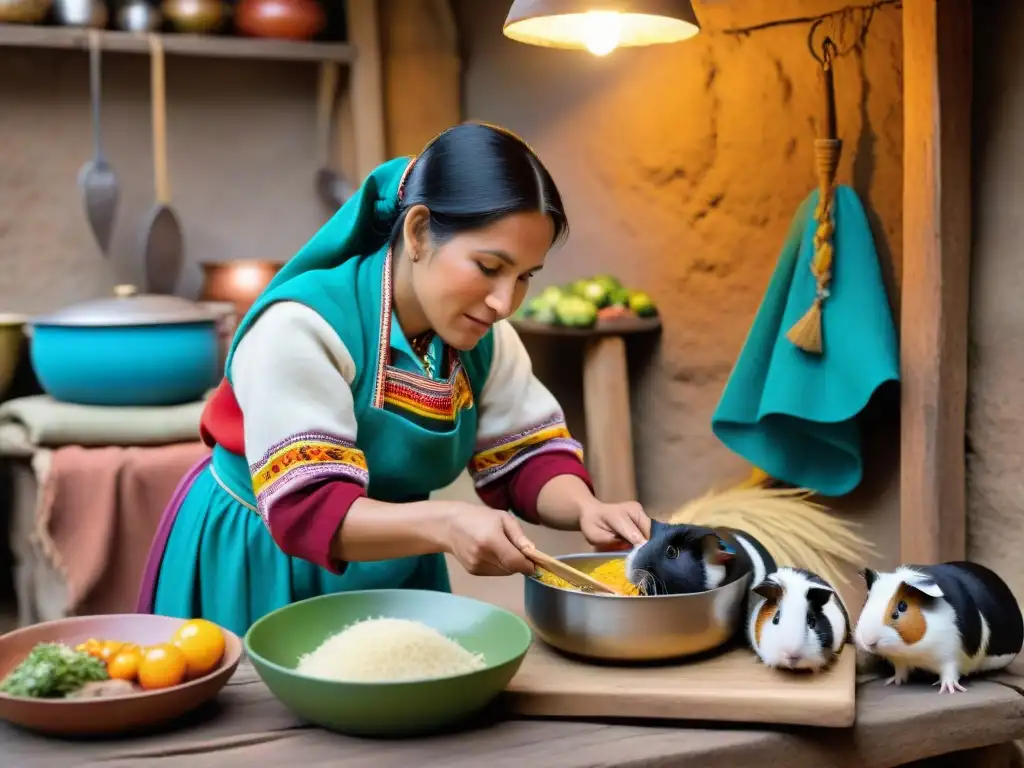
[441,502,538,577]
[578,500,651,552]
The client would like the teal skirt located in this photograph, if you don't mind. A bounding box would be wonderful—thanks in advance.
[136,456,451,638]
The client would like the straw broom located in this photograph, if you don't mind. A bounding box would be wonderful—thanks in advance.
[668,477,877,588]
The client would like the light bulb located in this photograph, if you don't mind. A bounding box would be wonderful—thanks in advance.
[581,11,621,56]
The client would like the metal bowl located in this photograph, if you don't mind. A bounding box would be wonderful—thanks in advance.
[523,552,752,662]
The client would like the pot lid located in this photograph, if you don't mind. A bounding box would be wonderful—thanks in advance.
[32,285,219,327]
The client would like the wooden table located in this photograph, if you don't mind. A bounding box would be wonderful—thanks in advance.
[511,316,661,503]
[4,661,1024,768]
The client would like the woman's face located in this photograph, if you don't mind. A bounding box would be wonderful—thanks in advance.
[406,208,555,350]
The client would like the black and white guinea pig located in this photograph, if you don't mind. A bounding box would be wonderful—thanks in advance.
[748,567,851,672]
[854,561,1024,694]
[625,520,776,595]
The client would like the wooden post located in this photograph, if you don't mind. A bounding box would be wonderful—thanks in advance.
[581,336,638,503]
[345,0,387,180]
[380,0,461,157]
[900,0,973,563]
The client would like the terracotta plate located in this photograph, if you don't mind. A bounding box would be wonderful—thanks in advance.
[0,613,242,737]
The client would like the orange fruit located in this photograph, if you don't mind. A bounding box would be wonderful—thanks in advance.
[137,644,187,690]
[99,640,125,662]
[171,619,225,679]
[76,638,102,656]
[107,647,142,682]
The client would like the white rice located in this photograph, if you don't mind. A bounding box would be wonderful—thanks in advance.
[295,617,487,683]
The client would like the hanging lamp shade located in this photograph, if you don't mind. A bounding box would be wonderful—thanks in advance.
[503,0,700,56]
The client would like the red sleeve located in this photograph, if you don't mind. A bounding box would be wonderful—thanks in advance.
[266,479,366,573]
[477,453,594,524]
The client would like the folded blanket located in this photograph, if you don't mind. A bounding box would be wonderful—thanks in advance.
[0,394,207,449]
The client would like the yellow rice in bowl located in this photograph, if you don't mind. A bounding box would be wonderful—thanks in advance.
[534,558,640,596]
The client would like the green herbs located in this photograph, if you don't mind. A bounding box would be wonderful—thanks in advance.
[0,642,109,698]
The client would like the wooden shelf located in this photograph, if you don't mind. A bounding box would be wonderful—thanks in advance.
[0,24,355,63]
[511,315,662,338]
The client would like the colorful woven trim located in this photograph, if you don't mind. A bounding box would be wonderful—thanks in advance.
[250,432,368,521]
[469,415,583,487]
[371,248,395,410]
[382,351,473,423]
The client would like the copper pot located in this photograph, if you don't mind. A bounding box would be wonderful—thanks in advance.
[235,0,326,41]
[0,0,51,24]
[162,0,227,34]
[199,260,284,316]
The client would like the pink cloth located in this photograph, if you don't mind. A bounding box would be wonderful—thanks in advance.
[35,442,210,616]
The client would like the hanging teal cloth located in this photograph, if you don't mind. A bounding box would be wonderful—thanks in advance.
[710,185,899,497]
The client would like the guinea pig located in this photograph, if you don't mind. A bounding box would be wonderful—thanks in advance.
[748,566,851,671]
[854,561,1024,693]
[625,520,776,596]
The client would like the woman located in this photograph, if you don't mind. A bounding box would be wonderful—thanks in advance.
[136,122,652,637]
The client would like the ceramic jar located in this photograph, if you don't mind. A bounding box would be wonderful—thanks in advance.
[52,0,107,27]
[235,0,326,41]
[162,0,226,34]
[116,0,163,32]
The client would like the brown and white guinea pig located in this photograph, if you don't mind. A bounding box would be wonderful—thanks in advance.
[748,567,851,671]
[854,562,1024,693]
[625,520,776,596]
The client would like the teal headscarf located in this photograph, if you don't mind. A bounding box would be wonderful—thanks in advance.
[225,156,413,367]
[710,185,899,497]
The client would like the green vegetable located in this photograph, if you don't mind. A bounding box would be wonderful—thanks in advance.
[554,295,598,328]
[523,286,563,316]
[0,642,108,699]
[566,278,590,298]
[627,290,658,318]
[532,304,558,325]
[592,274,622,293]
[608,287,631,308]
[576,280,611,309]
[537,285,563,305]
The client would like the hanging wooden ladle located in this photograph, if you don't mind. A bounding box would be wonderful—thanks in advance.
[786,36,842,355]
[314,60,352,210]
[139,33,184,295]
[78,29,119,257]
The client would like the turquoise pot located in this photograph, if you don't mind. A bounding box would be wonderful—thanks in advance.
[29,286,222,407]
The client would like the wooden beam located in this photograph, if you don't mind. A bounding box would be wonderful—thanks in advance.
[380,0,462,158]
[900,0,973,563]
[345,0,387,180]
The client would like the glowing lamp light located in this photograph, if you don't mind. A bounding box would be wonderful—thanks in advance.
[503,1,700,56]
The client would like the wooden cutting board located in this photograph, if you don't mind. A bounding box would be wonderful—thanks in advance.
[503,641,857,728]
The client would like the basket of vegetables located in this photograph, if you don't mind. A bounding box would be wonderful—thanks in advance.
[0,614,242,736]
[515,274,659,331]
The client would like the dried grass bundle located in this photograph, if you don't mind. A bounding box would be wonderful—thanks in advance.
[668,484,877,587]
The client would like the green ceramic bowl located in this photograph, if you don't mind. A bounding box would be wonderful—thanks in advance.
[244,589,532,738]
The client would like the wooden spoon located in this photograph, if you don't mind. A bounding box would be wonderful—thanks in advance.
[522,547,626,596]
[139,33,184,295]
